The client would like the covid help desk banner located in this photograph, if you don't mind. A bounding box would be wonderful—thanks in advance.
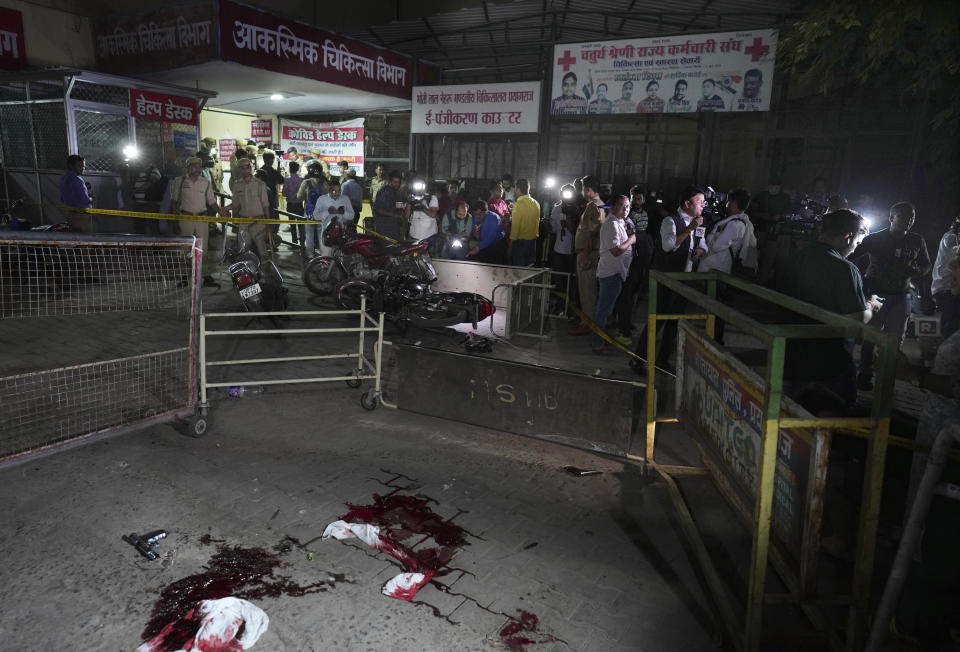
[550,29,777,116]
[280,117,364,177]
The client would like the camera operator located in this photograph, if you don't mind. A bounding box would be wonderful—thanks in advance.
[407,177,439,243]
[548,183,578,275]
[931,213,960,337]
[372,169,407,241]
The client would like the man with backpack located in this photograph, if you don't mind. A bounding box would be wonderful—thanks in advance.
[297,162,328,257]
[697,188,758,343]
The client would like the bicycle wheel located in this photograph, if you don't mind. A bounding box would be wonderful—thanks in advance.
[302,257,343,296]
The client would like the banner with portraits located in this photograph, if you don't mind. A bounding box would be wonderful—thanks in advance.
[410,82,541,133]
[280,118,365,177]
[550,29,777,116]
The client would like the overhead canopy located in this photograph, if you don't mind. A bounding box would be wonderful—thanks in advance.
[140,60,410,116]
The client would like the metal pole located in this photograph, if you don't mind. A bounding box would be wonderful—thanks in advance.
[644,279,659,461]
[374,313,384,395]
[847,333,896,650]
[744,335,787,651]
[357,293,366,375]
[199,314,208,406]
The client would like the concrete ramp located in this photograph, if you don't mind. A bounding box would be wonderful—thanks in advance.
[396,344,645,456]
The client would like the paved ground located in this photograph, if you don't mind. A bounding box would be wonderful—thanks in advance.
[0,385,724,652]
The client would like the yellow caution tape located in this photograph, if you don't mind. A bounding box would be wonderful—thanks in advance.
[54,204,314,225]
[53,204,400,244]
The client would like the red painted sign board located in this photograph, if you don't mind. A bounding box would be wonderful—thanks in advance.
[251,118,272,141]
[129,89,199,125]
[219,0,412,100]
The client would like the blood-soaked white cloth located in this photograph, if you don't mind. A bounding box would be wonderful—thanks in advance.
[135,597,269,652]
[323,520,435,600]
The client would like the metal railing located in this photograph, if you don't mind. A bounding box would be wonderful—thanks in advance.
[641,269,900,652]
[198,295,385,412]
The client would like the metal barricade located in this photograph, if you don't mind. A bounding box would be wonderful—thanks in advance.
[639,269,908,652]
[196,295,385,431]
[0,232,201,463]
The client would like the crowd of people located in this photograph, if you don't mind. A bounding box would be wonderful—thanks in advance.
[57,145,960,391]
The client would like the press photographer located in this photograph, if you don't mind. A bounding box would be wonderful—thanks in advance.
[310,179,354,256]
[407,177,439,243]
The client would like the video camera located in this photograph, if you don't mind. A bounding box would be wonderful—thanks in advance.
[408,179,429,211]
[701,186,727,223]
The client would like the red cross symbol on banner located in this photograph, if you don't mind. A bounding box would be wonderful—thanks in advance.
[557,50,577,72]
[744,37,769,62]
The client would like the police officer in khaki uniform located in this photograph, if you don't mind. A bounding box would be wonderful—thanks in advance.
[171,156,224,287]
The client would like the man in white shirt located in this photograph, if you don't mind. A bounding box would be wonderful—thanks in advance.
[591,196,635,354]
[698,188,757,343]
[408,178,440,242]
[698,188,757,275]
[311,180,354,256]
[633,186,709,373]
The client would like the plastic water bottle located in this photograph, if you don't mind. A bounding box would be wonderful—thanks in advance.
[227,385,265,398]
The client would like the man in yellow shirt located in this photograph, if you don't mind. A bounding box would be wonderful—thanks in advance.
[508,179,541,266]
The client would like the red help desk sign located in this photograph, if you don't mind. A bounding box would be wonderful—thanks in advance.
[130,89,199,125]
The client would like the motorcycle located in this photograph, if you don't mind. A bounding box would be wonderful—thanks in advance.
[337,271,495,330]
[301,216,437,297]
[222,228,289,320]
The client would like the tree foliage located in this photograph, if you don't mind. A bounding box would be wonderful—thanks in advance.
[779,0,959,134]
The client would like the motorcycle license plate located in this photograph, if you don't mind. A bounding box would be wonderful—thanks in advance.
[239,283,262,299]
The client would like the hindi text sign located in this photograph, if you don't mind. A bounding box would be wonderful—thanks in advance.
[280,118,365,177]
[130,89,198,126]
[93,3,217,74]
[251,119,273,141]
[220,0,411,100]
[551,29,777,116]
[411,82,541,133]
[676,323,829,558]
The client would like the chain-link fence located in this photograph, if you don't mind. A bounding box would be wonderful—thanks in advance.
[0,233,200,462]
[74,109,130,173]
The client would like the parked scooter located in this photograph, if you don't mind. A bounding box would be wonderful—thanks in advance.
[222,228,289,318]
[301,216,437,296]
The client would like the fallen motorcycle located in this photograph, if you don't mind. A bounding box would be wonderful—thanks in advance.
[301,217,436,296]
[336,271,494,330]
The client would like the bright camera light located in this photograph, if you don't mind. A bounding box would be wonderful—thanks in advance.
[451,240,463,249]
[544,176,557,188]
[561,189,574,200]
[122,145,139,159]
[270,93,284,100]
[862,216,874,232]
[412,181,425,193]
